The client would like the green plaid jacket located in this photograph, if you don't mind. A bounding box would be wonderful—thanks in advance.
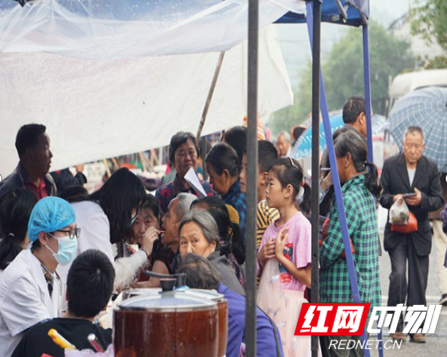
[319,175,381,309]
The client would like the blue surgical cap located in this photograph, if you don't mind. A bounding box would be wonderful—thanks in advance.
[28,197,76,242]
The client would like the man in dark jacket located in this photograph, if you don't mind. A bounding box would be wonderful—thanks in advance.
[0,124,56,200]
[50,165,87,192]
[380,126,443,344]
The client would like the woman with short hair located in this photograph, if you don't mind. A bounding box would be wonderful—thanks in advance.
[179,210,244,295]
[155,132,215,215]
[191,196,245,289]
[205,143,246,233]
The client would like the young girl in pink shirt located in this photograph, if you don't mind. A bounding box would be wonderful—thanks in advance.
[257,158,312,357]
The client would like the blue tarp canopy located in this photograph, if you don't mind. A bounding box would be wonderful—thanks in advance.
[277,0,369,26]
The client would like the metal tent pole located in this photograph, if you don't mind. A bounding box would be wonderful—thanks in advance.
[306,3,371,357]
[246,0,259,355]
[362,24,374,163]
[310,2,321,357]
[363,22,384,357]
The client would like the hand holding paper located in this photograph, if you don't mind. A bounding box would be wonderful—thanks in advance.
[184,168,207,197]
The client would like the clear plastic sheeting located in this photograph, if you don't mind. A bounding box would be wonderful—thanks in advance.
[346,0,369,17]
[0,0,305,60]
[0,26,293,175]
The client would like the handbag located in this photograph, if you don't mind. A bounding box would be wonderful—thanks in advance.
[391,211,418,233]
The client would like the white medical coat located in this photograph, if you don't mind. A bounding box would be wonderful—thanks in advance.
[57,201,147,292]
[0,249,61,357]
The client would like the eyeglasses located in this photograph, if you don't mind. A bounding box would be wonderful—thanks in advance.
[52,228,81,240]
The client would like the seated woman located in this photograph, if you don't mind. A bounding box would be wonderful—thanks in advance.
[205,143,246,233]
[132,193,197,288]
[156,132,215,215]
[177,254,283,357]
[178,210,244,295]
[132,194,164,281]
[57,168,152,291]
[0,188,37,278]
[190,196,245,289]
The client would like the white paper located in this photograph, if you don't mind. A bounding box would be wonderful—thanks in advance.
[184,168,207,197]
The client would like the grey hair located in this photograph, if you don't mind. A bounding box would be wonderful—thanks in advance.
[176,253,222,290]
[333,127,368,172]
[403,126,425,144]
[278,130,291,142]
[174,193,197,221]
[178,210,220,245]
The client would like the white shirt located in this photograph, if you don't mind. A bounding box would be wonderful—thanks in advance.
[57,201,147,292]
[281,146,292,158]
[408,167,416,187]
[0,249,61,357]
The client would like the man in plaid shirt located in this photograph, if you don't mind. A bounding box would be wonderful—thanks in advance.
[319,128,381,357]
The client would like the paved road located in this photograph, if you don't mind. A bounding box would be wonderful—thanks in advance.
[368,232,447,357]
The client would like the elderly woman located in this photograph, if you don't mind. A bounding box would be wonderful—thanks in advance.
[179,210,245,295]
[205,143,246,233]
[319,127,381,355]
[191,196,245,289]
[156,132,215,215]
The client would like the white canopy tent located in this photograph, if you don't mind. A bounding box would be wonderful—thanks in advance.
[0,0,304,175]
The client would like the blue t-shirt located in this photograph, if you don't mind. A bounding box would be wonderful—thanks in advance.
[217,283,284,357]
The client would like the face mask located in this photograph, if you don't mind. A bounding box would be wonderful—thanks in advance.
[46,236,78,266]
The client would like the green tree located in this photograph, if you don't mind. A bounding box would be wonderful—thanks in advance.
[411,0,447,69]
[411,0,447,53]
[270,21,414,134]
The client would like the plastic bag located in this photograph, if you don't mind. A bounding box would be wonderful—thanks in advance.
[257,259,282,319]
[389,198,410,225]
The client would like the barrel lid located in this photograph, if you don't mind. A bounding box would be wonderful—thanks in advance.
[184,289,225,302]
[118,291,217,312]
[122,288,160,300]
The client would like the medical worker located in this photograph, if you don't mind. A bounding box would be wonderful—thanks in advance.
[0,197,78,357]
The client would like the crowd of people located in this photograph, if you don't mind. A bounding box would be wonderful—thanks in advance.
[0,95,446,356]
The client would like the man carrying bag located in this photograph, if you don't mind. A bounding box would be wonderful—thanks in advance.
[380,126,443,344]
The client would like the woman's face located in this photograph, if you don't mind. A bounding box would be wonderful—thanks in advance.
[179,222,216,258]
[161,199,180,246]
[265,171,287,209]
[133,208,159,245]
[173,139,198,178]
[206,164,230,196]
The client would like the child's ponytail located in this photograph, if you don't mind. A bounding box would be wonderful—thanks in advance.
[299,182,311,215]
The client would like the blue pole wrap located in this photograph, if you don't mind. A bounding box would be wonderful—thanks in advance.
[306,4,370,356]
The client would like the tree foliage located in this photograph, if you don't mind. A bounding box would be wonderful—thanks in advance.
[411,0,447,53]
[270,21,414,135]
